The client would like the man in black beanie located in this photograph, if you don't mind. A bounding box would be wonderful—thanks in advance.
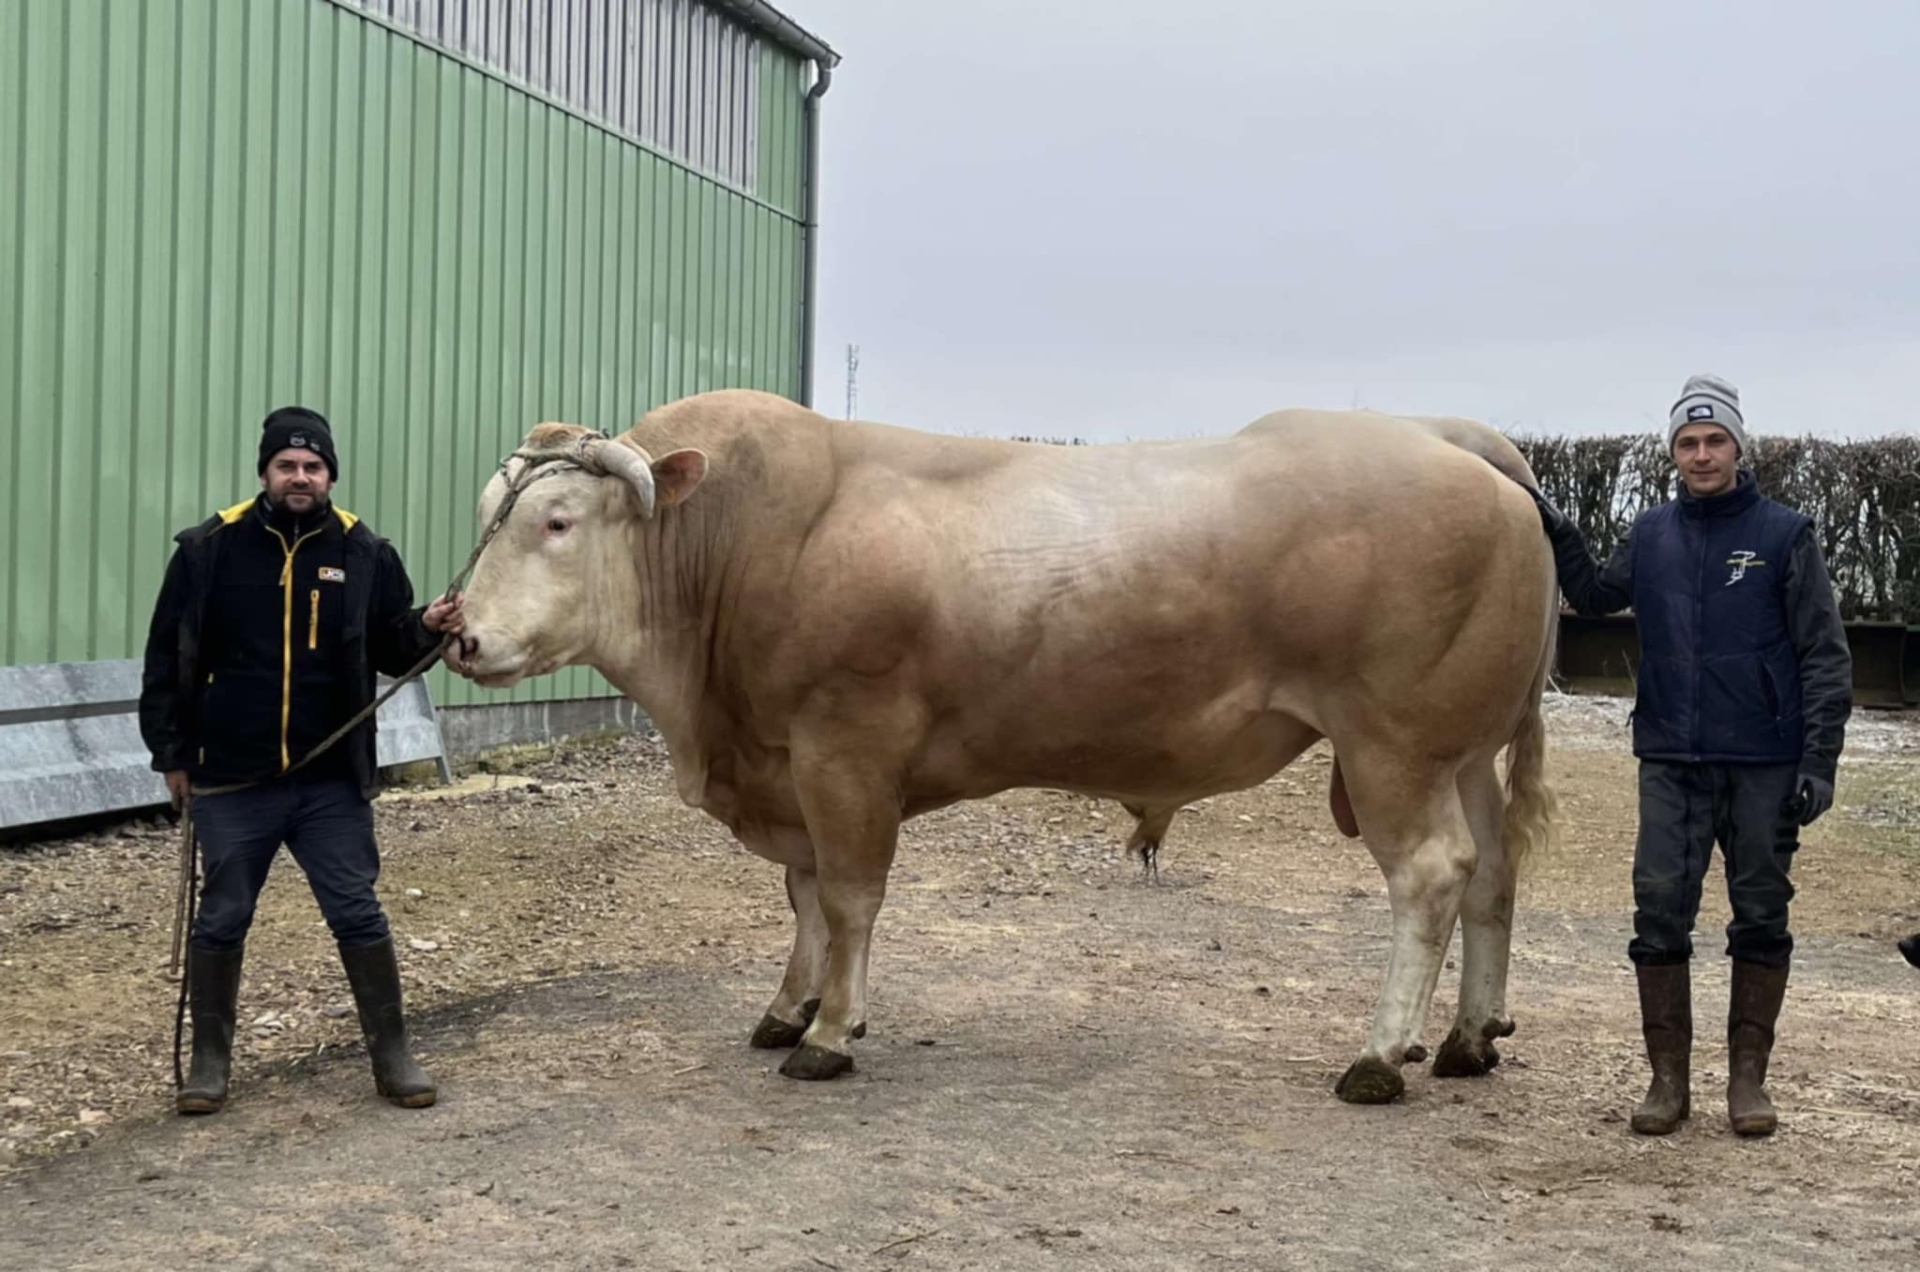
[257,405,340,482]
[139,405,465,1114]
[1525,374,1852,1139]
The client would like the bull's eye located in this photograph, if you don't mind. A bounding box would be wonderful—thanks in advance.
[546,518,569,535]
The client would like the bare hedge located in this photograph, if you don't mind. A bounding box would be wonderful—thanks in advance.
[1513,434,1920,622]
[1010,429,1919,621]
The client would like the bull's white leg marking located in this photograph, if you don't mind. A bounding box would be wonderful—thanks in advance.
[1440,760,1517,1073]
[1365,824,1474,1061]
[767,865,829,1026]
[804,873,886,1054]
[1335,751,1477,1103]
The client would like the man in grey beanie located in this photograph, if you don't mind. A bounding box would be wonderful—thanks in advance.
[1526,374,1852,1139]
[1667,372,1750,458]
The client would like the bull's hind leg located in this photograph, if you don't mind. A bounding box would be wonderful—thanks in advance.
[1332,750,1478,1105]
[1433,758,1518,1078]
[750,865,829,1050]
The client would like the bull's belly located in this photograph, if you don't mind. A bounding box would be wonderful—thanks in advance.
[906,706,1324,813]
[703,707,1320,871]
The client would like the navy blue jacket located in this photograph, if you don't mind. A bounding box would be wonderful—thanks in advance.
[1549,470,1851,780]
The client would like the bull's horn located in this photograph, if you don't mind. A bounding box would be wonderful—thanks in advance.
[584,436,657,520]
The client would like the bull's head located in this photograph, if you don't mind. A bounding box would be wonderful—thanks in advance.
[449,421,708,688]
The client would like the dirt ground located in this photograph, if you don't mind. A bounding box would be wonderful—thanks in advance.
[4,694,1919,1270]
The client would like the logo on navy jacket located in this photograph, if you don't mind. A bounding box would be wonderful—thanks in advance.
[1725,550,1766,587]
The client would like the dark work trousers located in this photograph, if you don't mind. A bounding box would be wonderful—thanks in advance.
[188,778,389,951]
[1630,760,1800,969]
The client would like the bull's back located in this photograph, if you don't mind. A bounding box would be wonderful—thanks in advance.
[812,415,1546,789]
[819,410,1538,671]
[1405,414,1539,490]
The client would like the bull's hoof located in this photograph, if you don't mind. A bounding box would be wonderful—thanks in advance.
[1334,1057,1405,1105]
[1405,1043,1430,1064]
[749,1013,809,1050]
[1491,1015,1517,1039]
[1432,1026,1501,1078]
[750,997,823,1049]
[780,1044,855,1081]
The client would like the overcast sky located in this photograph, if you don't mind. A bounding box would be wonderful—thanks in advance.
[790,0,1919,443]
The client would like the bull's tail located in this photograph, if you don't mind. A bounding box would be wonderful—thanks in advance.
[1502,570,1559,873]
[1414,411,1557,869]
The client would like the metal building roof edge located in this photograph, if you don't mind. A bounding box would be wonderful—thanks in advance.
[704,0,841,68]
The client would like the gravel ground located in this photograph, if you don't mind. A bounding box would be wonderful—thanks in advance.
[3,697,1918,1269]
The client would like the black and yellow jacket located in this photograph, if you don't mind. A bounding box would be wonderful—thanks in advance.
[138,494,442,799]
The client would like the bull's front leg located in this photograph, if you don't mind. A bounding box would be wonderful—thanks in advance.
[750,865,830,1049]
[780,756,901,1082]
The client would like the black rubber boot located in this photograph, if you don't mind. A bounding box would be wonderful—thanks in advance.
[1630,962,1691,1136]
[1899,932,1920,969]
[338,938,437,1108]
[176,943,245,1115]
[1728,959,1789,1137]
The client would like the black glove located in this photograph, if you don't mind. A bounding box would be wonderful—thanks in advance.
[1523,485,1574,539]
[1781,773,1833,826]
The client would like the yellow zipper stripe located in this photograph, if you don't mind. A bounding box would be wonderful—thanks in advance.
[309,589,320,650]
[280,555,293,770]
[267,525,324,772]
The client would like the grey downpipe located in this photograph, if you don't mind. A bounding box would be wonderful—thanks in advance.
[800,62,832,409]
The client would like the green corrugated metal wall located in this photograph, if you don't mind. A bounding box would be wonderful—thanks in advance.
[0,0,812,711]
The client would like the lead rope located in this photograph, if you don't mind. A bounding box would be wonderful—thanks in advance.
[168,437,605,1089]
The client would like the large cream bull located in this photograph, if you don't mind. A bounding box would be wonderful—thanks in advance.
[448,390,1557,1103]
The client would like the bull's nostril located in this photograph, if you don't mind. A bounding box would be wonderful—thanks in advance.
[459,635,479,663]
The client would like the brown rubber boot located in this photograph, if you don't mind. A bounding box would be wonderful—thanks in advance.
[1728,959,1789,1137]
[1630,962,1691,1135]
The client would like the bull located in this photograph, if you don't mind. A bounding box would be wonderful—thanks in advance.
[448,390,1557,1104]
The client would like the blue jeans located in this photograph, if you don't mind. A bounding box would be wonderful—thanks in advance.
[189,778,389,950]
[1629,761,1800,969]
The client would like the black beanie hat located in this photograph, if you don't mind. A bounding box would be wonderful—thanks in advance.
[258,406,339,480]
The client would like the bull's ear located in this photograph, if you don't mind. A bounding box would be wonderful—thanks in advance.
[651,448,709,507]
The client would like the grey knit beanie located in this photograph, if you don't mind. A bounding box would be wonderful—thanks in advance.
[1667,373,1748,456]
